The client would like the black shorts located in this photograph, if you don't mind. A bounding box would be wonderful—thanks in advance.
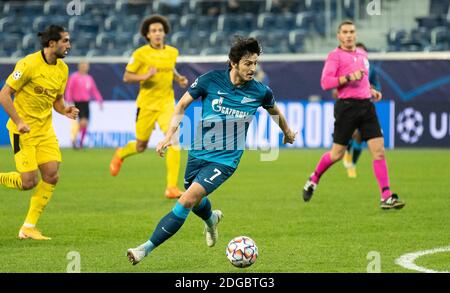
[74,101,90,120]
[184,155,236,195]
[333,98,383,145]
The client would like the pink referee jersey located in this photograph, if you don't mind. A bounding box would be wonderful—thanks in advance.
[320,47,371,99]
[65,72,103,103]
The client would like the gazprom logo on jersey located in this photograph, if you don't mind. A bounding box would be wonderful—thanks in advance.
[211,97,250,118]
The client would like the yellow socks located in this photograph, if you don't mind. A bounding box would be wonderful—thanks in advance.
[118,140,138,160]
[23,180,55,227]
[71,121,79,144]
[166,146,180,188]
[0,172,23,190]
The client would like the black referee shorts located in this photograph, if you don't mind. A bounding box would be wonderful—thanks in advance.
[74,101,90,120]
[333,98,383,146]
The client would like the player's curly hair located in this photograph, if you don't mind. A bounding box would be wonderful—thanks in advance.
[228,36,262,69]
[140,15,171,41]
[37,25,66,48]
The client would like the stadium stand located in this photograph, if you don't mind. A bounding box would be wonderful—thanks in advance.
[0,0,448,57]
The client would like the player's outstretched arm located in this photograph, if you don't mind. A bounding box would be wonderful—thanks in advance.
[156,91,195,157]
[0,84,29,134]
[53,95,79,120]
[266,104,296,144]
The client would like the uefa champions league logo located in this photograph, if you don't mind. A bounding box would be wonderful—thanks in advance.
[396,107,424,144]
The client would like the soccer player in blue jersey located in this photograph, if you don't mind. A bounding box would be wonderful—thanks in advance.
[126,37,296,265]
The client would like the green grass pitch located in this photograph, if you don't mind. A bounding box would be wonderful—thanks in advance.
[1,147,449,272]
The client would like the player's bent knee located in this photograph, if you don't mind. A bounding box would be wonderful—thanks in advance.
[136,143,147,153]
[372,152,385,160]
[370,146,385,160]
[42,174,59,185]
[179,192,203,209]
[22,180,37,190]
[179,197,197,209]
[331,151,345,162]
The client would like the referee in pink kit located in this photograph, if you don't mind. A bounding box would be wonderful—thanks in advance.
[302,20,405,210]
[65,60,103,149]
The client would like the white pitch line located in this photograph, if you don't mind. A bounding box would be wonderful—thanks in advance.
[395,246,450,273]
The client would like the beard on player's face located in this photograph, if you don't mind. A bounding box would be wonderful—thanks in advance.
[236,63,256,81]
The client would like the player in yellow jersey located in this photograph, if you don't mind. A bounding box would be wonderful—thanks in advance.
[0,25,78,240]
[109,15,188,199]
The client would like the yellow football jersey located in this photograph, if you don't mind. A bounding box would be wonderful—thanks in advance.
[126,44,178,110]
[6,51,68,138]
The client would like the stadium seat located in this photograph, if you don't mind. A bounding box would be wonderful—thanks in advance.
[218,14,247,32]
[157,0,191,15]
[165,13,181,32]
[117,15,140,34]
[266,30,289,48]
[22,33,40,52]
[0,34,21,54]
[295,12,315,31]
[115,1,151,18]
[43,0,67,15]
[313,13,326,36]
[416,16,444,30]
[192,30,211,48]
[411,27,432,45]
[170,31,190,52]
[257,12,277,30]
[83,0,115,18]
[289,29,307,52]
[387,29,407,48]
[71,34,96,53]
[431,27,448,44]
[0,16,25,35]
[102,15,120,33]
[3,2,43,16]
[132,33,147,48]
[68,17,100,35]
[249,30,268,45]
[209,31,230,47]
[179,14,197,33]
[196,15,216,33]
[275,12,296,30]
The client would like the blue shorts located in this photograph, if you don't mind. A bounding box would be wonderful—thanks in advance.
[184,155,236,195]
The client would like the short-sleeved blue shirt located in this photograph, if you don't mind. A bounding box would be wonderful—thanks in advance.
[187,69,275,169]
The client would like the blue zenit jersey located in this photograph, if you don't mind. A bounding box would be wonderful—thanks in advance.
[187,69,275,169]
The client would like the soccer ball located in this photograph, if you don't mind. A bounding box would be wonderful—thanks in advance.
[226,236,258,268]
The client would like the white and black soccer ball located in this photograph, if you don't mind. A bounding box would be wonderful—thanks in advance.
[396,107,424,144]
[226,236,258,268]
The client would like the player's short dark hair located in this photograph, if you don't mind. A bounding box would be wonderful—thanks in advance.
[338,20,355,32]
[37,25,67,48]
[228,36,262,68]
[140,15,170,41]
[356,42,367,51]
